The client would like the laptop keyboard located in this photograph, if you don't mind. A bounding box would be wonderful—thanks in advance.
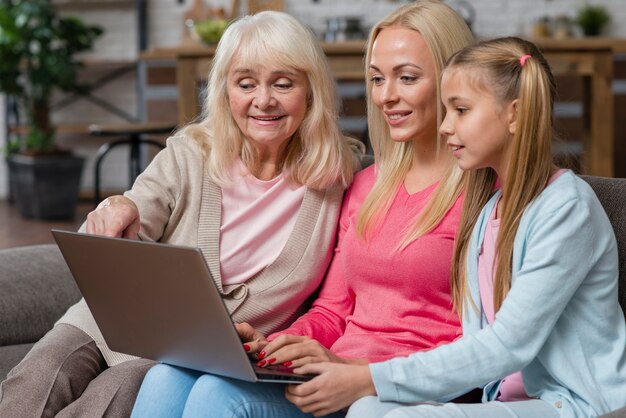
[252,364,314,382]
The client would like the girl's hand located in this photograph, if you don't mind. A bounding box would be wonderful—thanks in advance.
[285,362,376,417]
[86,196,140,239]
[257,335,347,368]
[235,322,268,355]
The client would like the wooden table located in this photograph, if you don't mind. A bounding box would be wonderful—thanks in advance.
[141,41,368,125]
[142,37,626,177]
[534,37,626,178]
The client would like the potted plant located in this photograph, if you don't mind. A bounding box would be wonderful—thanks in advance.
[575,4,610,36]
[0,0,103,219]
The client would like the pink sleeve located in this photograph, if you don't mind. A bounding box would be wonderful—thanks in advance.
[268,185,357,348]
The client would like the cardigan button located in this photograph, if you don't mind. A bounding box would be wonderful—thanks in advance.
[554,400,562,409]
[232,285,247,300]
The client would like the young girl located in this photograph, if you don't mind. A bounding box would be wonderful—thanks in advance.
[285,37,626,418]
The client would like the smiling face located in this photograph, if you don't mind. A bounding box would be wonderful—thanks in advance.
[369,27,438,144]
[227,58,309,160]
[440,68,516,177]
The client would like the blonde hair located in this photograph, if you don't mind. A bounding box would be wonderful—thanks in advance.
[357,0,474,247]
[447,37,557,315]
[183,11,356,190]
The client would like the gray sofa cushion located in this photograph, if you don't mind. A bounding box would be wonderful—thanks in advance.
[581,176,626,315]
[0,244,81,346]
[601,406,626,418]
[0,343,34,380]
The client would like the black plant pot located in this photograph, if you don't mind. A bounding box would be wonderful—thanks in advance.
[7,153,85,220]
[582,26,602,36]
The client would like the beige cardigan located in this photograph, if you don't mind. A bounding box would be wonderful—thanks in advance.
[57,133,345,366]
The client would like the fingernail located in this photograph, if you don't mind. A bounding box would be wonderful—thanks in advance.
[268,358,276,364]
[283,361,292,367]
[258,351,266,359]
[257,360,266,367]
[243,344,250,351]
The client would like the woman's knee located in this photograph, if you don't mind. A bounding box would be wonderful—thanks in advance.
[143,363,179,383]
[185,374,235,405]
[141,363,198,391]
[135,363,197,407]
[184,375,276,418]
[132,364,201,418]
[19,324,102,373]
[0,325,105,418]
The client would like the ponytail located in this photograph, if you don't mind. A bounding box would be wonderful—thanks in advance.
[447,37,557,315]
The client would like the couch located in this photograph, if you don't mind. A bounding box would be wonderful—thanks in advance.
[0,244,81,379]
[1,175,625,417]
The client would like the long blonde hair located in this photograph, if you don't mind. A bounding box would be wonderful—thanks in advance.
[448,37,557,315]
[183,11,356,190]
[357,0,474,247]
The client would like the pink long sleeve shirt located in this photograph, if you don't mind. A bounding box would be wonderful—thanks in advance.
[271,166,463,363]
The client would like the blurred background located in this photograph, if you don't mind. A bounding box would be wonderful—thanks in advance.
[1,0,625,246]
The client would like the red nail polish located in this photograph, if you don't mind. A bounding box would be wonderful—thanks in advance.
[258,351,266,359]
[283,361,292,367]
[257,360,266,367]
[268,358,276,364]
[243,344,250,351]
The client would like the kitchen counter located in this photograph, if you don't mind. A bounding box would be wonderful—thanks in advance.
[142,37,626,177]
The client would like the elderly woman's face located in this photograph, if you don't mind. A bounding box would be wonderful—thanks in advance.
[369,27,438,144]
[227,58,309,158]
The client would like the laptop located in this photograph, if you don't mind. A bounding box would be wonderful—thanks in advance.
[51,229,313,384]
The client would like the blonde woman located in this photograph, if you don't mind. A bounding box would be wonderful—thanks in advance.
[131,2,475,417]
[0,11,358,418]
[339,37,626,418]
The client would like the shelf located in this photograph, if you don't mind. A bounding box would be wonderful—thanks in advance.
[52,0,135,11]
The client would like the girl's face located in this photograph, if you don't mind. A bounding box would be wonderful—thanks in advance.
[227,58,309,159]
[440,68,516,177]
[369,27,438,144]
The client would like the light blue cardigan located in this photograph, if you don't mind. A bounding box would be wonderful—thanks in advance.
[370,171,626,418]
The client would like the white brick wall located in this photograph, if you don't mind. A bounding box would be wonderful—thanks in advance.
[76,8,138,60]
[77,0,626,60]
[471,0,626,39]
[1,0,625,199]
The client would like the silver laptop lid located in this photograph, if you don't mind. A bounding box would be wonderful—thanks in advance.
[51,229,259,382]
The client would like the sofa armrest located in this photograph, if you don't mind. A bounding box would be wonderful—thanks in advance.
[0,244,81,346]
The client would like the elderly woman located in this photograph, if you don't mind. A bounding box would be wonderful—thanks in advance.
[0,11,359,418]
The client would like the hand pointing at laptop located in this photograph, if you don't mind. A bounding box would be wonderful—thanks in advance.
[86,196,140,239]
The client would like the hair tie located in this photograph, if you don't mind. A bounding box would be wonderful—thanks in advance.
[519,54,531,67]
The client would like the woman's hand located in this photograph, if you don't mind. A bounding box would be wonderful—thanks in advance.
[258,335,353,368]
[285,362,376,417]
[235,322,268,355]
[86,196,140,239]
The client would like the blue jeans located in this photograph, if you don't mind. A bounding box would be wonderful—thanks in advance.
[131,363,345,418]
[347,396,559,418]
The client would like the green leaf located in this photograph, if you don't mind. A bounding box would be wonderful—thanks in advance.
[0,0,104,152]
